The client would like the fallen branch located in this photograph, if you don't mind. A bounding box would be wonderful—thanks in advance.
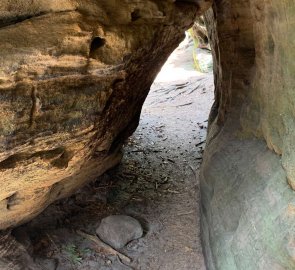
[76,230,131,263]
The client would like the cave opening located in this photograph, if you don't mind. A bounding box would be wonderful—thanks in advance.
[131,9,141,21]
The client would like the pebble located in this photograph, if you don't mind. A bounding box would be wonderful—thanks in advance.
[96,215,143,249]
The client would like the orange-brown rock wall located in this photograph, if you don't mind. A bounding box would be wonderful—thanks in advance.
[0,0,200,230]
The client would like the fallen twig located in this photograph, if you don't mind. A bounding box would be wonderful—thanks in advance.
[151,150,162,153]
[76,230,132,263]
[189,164,196,177]
[93,185,117,190]
[177,102,193,107]
[131,149,145,153]
[167,158,175,163]
[176,211,195,216]
[195,140,205,147]
[166,189,180,194]
[46,233,59,252]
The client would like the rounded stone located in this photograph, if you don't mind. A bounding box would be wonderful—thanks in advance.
[96,215,143,249]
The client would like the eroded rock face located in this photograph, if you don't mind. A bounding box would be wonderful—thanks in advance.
[0,0,204,230]
[201,1,295,269]
[1,0,294,269]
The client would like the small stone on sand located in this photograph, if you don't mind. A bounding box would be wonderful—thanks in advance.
[96,215,143,249]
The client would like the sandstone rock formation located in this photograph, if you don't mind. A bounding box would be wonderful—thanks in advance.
[0,0,204,230]
[189,17,213,73]
[201,1,295,269]
[190,16,210,49]
[0,0,294,269]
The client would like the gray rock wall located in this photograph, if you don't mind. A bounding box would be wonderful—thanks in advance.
[201,1,295,269]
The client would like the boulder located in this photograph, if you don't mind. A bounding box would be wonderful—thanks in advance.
[0,0,204,230]
[96,215,143,249]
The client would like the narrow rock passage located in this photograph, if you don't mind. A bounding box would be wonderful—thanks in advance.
[109,36,214,269]
[10,35,214,270]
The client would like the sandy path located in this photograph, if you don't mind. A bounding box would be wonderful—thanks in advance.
[113,35,214,269]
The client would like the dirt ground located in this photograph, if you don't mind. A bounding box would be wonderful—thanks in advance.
[11,35,214,270]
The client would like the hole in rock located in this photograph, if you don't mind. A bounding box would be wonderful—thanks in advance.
[89,37,106,58]
[6,192,18,210]
[131,9,141,21]
[11,29,214,270]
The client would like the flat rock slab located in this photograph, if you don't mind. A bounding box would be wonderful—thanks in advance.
[96,215,143,249]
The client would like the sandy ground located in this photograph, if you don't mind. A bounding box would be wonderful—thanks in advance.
[11,35,214,270]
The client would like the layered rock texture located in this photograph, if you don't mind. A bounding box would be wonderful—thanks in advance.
[0,0,202,230]
[201,1,295,269]
[0,0,295,270]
